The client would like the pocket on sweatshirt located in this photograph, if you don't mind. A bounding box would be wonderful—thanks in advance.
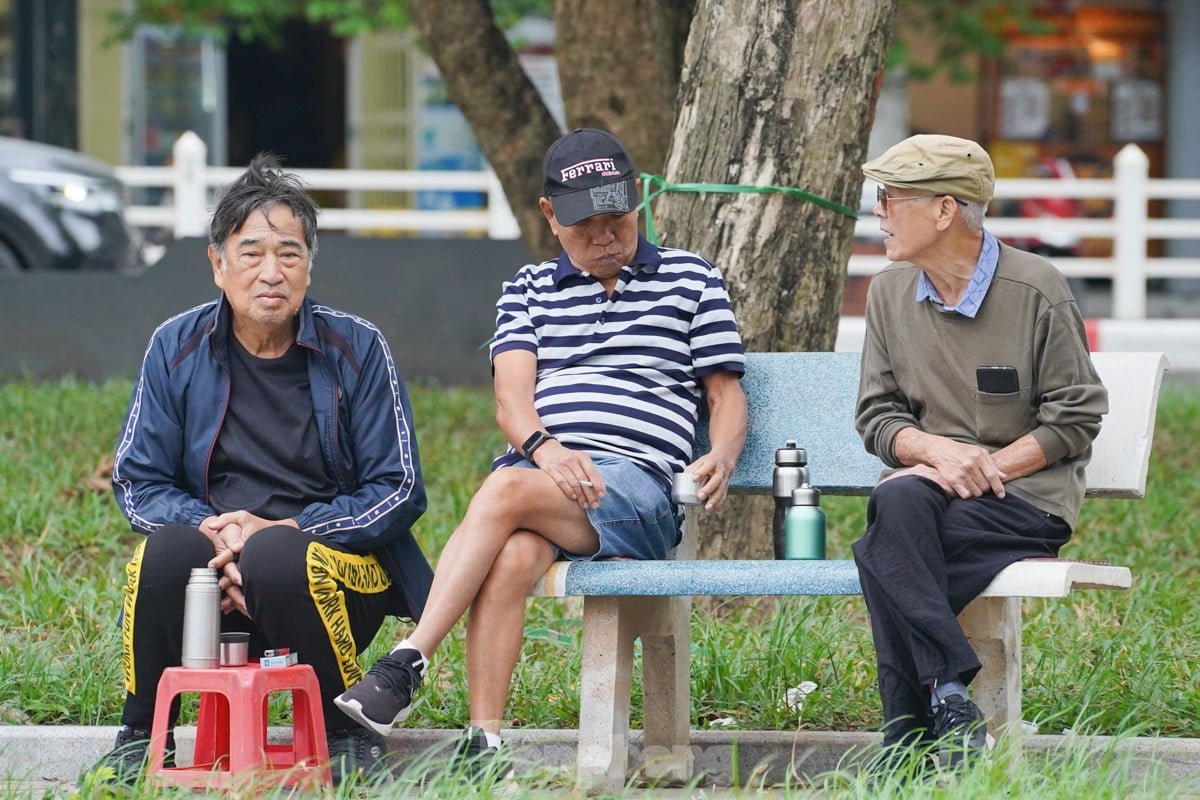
[973,387,1033,446]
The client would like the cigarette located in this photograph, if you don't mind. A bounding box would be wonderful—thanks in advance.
[577,480,594,488]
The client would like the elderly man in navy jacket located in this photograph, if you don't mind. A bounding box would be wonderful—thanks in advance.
[87,154,432,788]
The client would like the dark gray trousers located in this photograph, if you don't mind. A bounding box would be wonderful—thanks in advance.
[851,475,1071,745]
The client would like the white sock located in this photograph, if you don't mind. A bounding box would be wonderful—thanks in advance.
[391,638,429,676]
[466,725,502,749]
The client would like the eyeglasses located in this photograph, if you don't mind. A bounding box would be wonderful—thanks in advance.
[876,186,967,211]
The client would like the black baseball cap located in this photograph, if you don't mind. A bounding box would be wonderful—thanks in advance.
[542,128,638,226]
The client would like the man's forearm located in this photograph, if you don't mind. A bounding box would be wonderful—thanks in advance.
[891,426,940,468]
[704,378,747,470]
[990,433,1047,481]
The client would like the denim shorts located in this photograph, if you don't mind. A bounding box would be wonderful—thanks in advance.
[507,454,681,561]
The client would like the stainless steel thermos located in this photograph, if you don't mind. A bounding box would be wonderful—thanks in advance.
[772,440,808,559]
[181,567,221,668]
[784,484,826,560]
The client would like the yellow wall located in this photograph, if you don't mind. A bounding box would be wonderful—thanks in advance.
[77,0,125,163]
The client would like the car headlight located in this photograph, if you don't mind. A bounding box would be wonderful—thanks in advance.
[8,168,125,214]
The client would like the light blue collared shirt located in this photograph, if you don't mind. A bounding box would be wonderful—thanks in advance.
[915,229,999,318]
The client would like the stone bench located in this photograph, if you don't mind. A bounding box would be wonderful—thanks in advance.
[532,350,1168,790]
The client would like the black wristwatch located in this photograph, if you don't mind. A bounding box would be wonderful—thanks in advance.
[522,430,556,465]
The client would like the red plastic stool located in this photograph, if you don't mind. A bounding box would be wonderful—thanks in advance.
[146,664,332,790]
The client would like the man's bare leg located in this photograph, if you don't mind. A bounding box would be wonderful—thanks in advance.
[465,531,559,733]
[408,467,598,658]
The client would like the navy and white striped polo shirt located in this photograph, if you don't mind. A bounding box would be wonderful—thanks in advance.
[490,235,745,488]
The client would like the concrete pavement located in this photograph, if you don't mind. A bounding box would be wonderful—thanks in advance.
[3,725,1199,791]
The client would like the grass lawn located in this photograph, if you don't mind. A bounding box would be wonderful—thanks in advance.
[1,376,1197,799]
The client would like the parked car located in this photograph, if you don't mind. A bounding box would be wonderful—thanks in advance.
[0,136,146,274]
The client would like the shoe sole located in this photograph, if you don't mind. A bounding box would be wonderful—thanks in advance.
[333,694,412,738]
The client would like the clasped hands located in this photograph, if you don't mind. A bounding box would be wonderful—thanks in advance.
[884,437,1007,499]
[199,511,298,616]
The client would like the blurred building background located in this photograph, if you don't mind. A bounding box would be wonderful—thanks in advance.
[0,0,1193,263]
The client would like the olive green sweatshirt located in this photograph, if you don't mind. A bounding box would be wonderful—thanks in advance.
[856,242,1108,528]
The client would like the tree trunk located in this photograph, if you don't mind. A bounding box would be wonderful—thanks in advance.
[409,0,562,259]
[658,0,897,560]
[554,0,695,180]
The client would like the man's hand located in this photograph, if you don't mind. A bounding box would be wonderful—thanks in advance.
[200,512,296,617]
[218,563,249,617]
[533,440,605,509]
[927,439,1007,498]
[686,452,736,510]
[878,464,953,494]
[895,429,1007,499]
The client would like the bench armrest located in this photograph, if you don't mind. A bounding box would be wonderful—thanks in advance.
[978,558,1132,598]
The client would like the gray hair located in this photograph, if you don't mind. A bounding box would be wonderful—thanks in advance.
[957,198,986,231]
[209,153,319,262]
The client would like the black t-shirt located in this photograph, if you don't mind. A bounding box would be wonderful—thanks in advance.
[208,337,339,520]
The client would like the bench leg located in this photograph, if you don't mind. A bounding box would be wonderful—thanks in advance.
[576,595,637,792]
[639,595,693,784]
[958,595,1022,734]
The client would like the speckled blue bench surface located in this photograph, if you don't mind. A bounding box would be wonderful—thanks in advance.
[696,351,883,495]
[537,558,861,597]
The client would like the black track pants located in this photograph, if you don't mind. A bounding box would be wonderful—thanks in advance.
[851,475,1071,745]
[119,523,393,732]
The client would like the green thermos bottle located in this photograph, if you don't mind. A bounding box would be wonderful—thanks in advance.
[784,484,826,559]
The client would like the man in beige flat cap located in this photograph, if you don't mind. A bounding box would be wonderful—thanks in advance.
[851,135,1108,774]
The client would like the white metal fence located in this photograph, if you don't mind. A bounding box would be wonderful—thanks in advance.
[117,132,1200,321]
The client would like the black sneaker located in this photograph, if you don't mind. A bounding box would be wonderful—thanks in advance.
[930,693,989,768]
[449,728,512,785]
[83,726,175,787]
[327,727,389,786]
[861,726,939,788]
[334,648,425,737]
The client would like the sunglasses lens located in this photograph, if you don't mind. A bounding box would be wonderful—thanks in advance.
[876,186,887,209]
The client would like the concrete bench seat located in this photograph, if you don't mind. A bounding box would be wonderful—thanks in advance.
[538,558,862,597]
[537,557,1132,600]
[531,350,1167,791]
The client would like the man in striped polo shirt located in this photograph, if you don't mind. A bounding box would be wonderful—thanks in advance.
[337,128,747,776]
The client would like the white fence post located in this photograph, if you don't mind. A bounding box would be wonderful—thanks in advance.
[1112,144,1149,320]
[486,169,521,240]
[172,132,208,239]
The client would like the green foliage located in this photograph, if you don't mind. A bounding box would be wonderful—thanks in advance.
[106,0,410,45]
[108,1,1032,84]
[889,0,1055,83]
[107,0,550,45]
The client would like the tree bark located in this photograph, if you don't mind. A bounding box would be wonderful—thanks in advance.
[412,1,696,260]
[554,0,695,180]
[658,0,897,560]
[409,0,562,259]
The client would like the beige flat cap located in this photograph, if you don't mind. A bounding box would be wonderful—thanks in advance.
[862,134,995,204]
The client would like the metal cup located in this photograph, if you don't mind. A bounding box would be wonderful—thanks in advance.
[219,632,250,667]
[671,471,701,505]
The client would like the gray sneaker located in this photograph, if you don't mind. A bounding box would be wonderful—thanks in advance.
[334,648,425,737]
[83,726,175,787]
